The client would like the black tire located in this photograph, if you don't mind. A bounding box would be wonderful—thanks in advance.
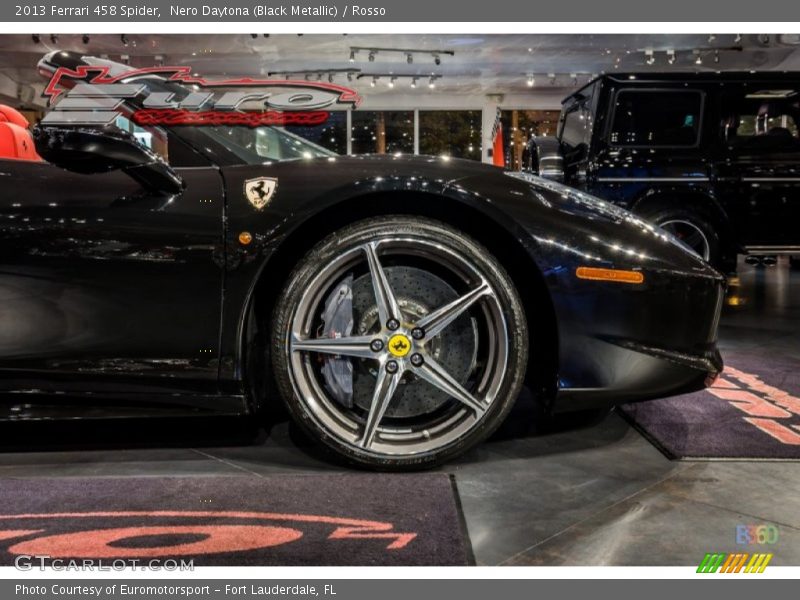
[636,204,721,267]
[270,215,529,470]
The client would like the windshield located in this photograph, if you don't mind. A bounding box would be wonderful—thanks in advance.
[202,125,336,163]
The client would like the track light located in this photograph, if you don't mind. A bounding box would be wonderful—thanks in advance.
[734,33,742,43]
[645,50,655,65]
[695,51,703,65]
[388,77,396,88]
[548,73,556,85]
[527,75,535,87]
[410,78,417,88]
[428,76,436,89]
[407,53,413,64]
[82,34,90,45]
[433,54,441,66]
[50,34,59,44]
[328,73,335,83]
[31,34,40,44]
[667,49,676,65]
[347,72,354,82]
[250,34,258,39]
[570,73,578,87]
[714,50,720,64]
[368,51,375,62]
[370,76,377,87]
[120,34,128,47]
[349,50,355,62]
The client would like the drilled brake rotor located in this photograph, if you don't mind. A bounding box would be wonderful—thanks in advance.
[347,266,478,418]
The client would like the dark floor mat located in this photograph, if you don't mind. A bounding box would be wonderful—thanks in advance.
[620,351,800,459]
[0,474,472,565]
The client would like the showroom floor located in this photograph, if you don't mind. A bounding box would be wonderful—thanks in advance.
[1,259,799,566]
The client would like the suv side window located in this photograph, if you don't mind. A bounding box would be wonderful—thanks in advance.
[609,90,703,147]
[722,88,800,150]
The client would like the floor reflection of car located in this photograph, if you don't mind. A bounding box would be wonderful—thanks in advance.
[0,52,724,469]
[527,72,800,274]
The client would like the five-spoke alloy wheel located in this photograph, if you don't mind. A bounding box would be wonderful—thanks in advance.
[271,216,528,469]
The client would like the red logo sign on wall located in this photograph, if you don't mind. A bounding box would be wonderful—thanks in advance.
[41,65,362,128]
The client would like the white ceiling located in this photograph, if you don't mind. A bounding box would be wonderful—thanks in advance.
[2,33,800,108]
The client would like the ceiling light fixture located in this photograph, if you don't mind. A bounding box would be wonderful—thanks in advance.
[120,34,128,47]
[50,34,59,44]
[82,34,90,44]
[695,51,703,65]
[368,51,376,62]
[349,50,355,62]
[645,49,655,65]
[31,34,40,44]
[667,49,676,65]
[527,75,535,87]
[410,77,417,88]
[371,76,377,87]
[428,76,436,89]
[407,53,413,64]
[714,50,720,63]
[433,54,441,66]
[548,73,556,85]
[570,73,578,86]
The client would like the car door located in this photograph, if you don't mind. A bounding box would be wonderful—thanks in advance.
[714,85,800,248]
[0,130,225,405]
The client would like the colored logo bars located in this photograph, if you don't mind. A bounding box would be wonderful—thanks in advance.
[697,552,773,573]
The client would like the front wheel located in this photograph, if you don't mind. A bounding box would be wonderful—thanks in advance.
[638,205,720,266]
[271,216,529,469]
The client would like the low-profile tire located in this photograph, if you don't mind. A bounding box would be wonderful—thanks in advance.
[637,204,721,267]
[270,215,529,470]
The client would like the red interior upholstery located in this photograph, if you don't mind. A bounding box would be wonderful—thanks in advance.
[0,105,41,161]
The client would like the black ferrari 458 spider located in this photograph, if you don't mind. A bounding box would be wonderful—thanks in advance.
[0,52,724,468]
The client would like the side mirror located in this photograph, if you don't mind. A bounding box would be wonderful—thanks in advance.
[526,136,565,182]
[32,126,184,195]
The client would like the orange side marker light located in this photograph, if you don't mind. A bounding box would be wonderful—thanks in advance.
[576,266,644,284]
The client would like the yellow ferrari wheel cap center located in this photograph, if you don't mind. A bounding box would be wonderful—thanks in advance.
[387,334,412,357]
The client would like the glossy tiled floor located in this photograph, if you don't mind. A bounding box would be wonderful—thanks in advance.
[1,258,799,566]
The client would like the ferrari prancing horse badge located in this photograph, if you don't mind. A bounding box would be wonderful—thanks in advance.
[244,177,278,210]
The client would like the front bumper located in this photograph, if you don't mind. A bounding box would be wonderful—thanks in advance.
[548,266,725,413]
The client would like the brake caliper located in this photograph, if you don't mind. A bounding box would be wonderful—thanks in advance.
[319,274,355,408]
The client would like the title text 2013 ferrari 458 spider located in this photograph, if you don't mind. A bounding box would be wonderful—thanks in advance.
[0,52,724,468]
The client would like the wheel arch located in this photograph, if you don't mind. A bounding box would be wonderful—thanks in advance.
[242,190,559,412]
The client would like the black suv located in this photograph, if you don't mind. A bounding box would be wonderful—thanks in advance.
[527,72,800,273]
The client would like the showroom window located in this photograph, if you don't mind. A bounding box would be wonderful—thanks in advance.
[285,111,348,154]
[609,90,703,146]
[501,110,560,171]
[723,88,800,144]
[419,110,482,160]
[351,111,414,154]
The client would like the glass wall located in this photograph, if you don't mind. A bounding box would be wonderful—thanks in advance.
[419,110,482,160]
[351,111,414,154]
[285,111,348,154]
[500,109,560,170]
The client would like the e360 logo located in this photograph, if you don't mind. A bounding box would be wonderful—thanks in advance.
[736,524,779,545]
